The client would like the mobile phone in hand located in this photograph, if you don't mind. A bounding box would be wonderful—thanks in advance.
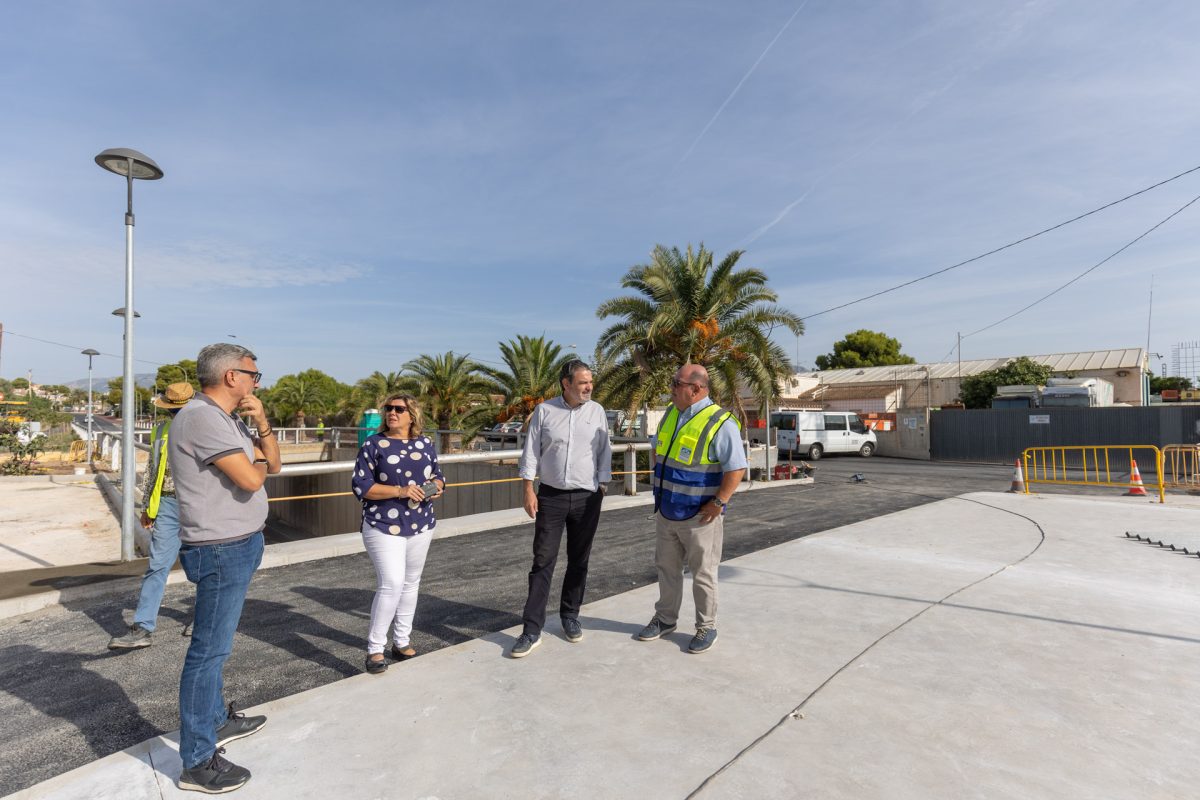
[420,480,440,497]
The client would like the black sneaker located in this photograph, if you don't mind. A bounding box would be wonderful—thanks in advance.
[215,702,266,747]
[561,617,583,643]
[510,633,541,658]
[365,654,388,674]
[636,618,676,641]
[178,747,250,793]
[108,624,152,650]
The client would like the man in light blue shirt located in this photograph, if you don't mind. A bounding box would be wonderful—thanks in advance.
[511,360,612,657]
[637,363,746,654]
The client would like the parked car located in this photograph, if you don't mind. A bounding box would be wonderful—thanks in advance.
[769,410,877,460]
[483,419,524,441]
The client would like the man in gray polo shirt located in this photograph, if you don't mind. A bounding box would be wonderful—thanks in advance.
[168,343,281,794]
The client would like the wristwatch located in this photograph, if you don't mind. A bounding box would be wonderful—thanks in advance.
[711,497,727,509]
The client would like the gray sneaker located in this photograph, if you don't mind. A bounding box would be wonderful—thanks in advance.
[178,747,250,793]
[688,628,718,654]
[108,624,152,650]
[636,618,676,641]
[215,702,266,747]
[510,633,541,658]
[561,617,583,643]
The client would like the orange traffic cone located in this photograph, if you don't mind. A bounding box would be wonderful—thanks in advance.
[1125,460,1148,496]
[1008,458,1025,493]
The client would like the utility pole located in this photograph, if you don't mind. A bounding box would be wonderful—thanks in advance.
[957,332,962,399]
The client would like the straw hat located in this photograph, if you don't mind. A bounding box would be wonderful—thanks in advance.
[153,382,195,410]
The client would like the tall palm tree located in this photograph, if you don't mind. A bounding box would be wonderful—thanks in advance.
[481,335,573,423]
[595,243,803,422]
[403,352,495,451]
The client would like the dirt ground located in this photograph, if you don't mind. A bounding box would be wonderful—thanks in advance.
[0,477,121,569]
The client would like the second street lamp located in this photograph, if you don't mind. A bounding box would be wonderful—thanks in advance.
[81,348,100,466]
[95,147,164,562]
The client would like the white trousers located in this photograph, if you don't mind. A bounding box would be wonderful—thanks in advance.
[361,522,433,654]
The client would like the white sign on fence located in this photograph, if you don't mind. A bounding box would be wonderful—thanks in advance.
[1029,414,1050,424]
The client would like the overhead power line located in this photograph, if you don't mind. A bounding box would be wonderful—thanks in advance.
[4,330,168,369]
[963,191,1200,338]
[799,163,1200,321]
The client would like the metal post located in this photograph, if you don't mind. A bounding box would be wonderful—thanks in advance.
[86,355,95,465]
[624,446,637,495]
[764,392,772,481]
[119,165,136,562]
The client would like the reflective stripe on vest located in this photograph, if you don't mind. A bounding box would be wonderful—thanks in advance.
[653,404,739,521]
[147,422,170,519]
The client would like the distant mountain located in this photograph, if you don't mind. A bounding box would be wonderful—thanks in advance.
[64,374,157,393]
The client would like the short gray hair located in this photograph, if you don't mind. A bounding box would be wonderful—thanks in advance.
[197,343,258,388]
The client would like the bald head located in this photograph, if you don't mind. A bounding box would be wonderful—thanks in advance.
[680,364,708,387]
[670,363,710,410]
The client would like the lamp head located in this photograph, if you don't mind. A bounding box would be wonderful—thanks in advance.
[94,148,164,180]
[81,348,100,356]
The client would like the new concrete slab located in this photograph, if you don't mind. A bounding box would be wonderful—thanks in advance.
[9,491,1199,799]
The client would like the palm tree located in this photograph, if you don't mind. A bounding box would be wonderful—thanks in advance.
[481,335,573,423]
[350,371,409,415]
[595,243,803,423]
[402,352,496,451]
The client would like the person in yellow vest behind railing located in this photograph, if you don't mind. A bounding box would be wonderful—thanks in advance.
[636,363,746,654]
[108,382,194,650]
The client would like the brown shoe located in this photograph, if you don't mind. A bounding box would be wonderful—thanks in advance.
[390,645,416,661]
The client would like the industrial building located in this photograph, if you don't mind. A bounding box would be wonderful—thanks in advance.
[770,348,1149,412]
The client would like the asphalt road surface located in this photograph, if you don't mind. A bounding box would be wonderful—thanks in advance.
[0,457,1011,795]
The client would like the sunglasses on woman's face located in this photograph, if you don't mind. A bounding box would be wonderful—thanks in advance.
[384,404,409,414]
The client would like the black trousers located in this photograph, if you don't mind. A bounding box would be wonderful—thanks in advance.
[521,485,604,637]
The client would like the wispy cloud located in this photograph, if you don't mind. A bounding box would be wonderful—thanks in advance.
[677,0,812,166]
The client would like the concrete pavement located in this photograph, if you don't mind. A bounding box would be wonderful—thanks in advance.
[11,490,1199,799]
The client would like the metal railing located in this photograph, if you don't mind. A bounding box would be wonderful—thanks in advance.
[1022,445,1165,503]
[271,443,656,500]
[1162,444,1200,491]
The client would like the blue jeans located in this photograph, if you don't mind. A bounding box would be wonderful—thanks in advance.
[178,532,264,769]
[132,496,181,632]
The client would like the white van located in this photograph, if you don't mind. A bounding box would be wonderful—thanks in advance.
[769,411,877,460]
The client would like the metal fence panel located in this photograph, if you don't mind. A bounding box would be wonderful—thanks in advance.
[930,406,1200,463]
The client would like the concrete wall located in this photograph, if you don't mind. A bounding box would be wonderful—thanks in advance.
[875,409,930,460]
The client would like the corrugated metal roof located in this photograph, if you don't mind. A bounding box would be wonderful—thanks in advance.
[796,384,901,401]
[801,348,1145,384]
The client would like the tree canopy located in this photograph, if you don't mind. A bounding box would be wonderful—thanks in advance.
[1150,374,1193,393]
[959,357,1053,409]
[481,335,572,422]
[595,243,802,421]
[815,330,915,370]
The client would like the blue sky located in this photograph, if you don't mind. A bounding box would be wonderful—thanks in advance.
[3,1,1198,387]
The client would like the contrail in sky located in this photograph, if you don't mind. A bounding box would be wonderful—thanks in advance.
[742,4,1042,245]
[677,0,812,166]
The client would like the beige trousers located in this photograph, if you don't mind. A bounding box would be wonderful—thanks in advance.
[654,512,724,630]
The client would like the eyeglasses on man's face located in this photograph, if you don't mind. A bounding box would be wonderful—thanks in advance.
[384,404,409,414]
[671,378,700,390]
[230,368,262,384]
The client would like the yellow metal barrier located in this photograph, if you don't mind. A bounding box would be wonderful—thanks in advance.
[1021,445,1165,503]
[1162,444,1200,491]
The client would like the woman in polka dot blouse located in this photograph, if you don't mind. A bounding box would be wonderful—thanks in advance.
[351,392,445,674]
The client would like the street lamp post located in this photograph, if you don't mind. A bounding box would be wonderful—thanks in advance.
[81,348,99,466]
[95,148,163,561]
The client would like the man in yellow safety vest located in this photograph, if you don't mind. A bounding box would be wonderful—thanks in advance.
[636,363,746,654]
[108,382,194,649]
